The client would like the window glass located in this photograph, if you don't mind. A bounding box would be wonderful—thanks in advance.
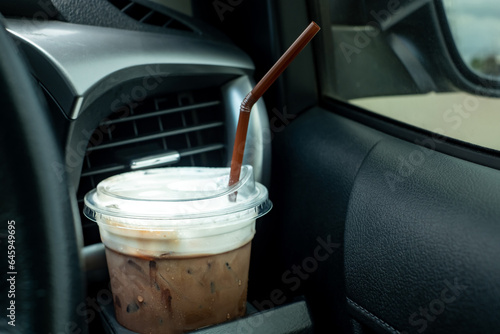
[321,0,500,151]
[443,0,500,78]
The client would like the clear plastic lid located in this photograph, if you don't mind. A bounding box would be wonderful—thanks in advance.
[83,165,272,230]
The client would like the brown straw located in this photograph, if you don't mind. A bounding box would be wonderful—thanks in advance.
[228,21,321,193]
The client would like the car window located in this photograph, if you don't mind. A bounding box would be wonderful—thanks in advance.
[319,0,500,151]
[443,0,500,79]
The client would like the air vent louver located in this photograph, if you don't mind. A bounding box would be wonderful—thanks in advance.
[77,88,226,245]
[108,0,193,32]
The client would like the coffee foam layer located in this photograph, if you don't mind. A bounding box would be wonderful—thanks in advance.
[84,166,271,257]
[98,218,256,257]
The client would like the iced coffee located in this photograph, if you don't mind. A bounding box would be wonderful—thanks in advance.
[84,166,271,334]
[106,243,251,333]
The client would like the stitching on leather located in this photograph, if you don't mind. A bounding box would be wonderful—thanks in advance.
[345,139,383,216]
[349,139,383,190]
[347,298,400,334]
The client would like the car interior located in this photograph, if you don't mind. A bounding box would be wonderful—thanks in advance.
[1,0,500,333]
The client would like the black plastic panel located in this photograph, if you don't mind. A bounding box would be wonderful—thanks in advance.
[98,299,313,334]
[344,136,500,334]
[268,105,500,333]
[265,107,385,333]
[0,0,60,19]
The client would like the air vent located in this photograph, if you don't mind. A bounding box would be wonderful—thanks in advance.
[107,0,193,32]
[77,88,226,245]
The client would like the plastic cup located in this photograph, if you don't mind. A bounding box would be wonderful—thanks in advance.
[83,165,271,334]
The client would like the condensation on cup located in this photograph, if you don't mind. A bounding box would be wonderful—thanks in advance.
[84,165,272,334]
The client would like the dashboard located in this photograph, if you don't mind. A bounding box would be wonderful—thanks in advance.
[6,14,271,248]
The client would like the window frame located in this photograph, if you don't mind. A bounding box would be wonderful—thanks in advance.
[434,0,500,92]
[309,0,500,170]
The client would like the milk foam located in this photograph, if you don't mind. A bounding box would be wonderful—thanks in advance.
[84,166,272,257]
